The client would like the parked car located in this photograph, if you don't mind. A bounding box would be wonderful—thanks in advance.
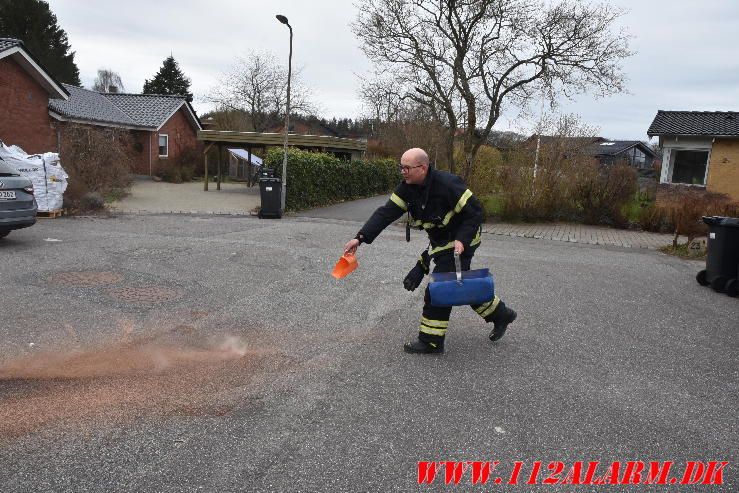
[0,158,37,239]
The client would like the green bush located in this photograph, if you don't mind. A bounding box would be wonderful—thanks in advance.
[574,162,638,226]
[479,195,504,220]
[264,148,398,211]
[455,144,503,196]
[155,146,198,183]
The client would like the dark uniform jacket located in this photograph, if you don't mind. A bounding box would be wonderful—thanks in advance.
[358,166,484,257]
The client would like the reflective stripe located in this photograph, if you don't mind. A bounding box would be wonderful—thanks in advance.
[406,187,478,247]
[470,227,482,246]
[455,189,473,213]
[430,241,455,255]
[430,227,481,255]
[439,189,474,227]
[412,189,475,232]
[474,298,494,314]
[475,296,500,318]
[420,325,447,336]
[413,219,435,230]
[390,193,407,211]
[422,317,448,328]
[441,209,455,227]
[420,317,448,336]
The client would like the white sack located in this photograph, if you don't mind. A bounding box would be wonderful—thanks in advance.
[0,142,68,211]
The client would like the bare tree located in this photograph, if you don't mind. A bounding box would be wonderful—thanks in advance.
[206,50,316,132]
[92,68,125,93]
[358,77,448,163]
[358,72,404,125]
[354,0,632,180]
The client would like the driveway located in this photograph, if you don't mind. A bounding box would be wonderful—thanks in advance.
[110,176,261,215]
[0,212,736,491]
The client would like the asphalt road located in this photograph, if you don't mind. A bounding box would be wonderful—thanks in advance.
[293,195,389,222]
[0,213,737,492]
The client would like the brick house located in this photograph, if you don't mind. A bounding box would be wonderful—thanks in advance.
[0,38,201,175]
[0,38,69,153]
[647,111,739,202]
[49,84,202,175]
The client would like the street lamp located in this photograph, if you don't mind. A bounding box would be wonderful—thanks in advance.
[276,14,292,214]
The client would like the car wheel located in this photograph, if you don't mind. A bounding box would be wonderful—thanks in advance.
[0,230,9,239]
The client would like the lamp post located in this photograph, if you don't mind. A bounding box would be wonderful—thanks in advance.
[276,14,292,214]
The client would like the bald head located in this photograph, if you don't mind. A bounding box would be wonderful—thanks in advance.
[400,148,430,184]
[401,148,430,167]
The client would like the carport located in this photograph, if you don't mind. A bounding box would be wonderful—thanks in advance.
[197,130,368,191]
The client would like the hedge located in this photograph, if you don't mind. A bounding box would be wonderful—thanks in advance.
[264,148,398,211]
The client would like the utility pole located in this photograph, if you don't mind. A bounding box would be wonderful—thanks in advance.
[276,14,293,213]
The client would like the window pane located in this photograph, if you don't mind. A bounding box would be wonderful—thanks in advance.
[672,150,708,185]
[633,149,646,168]
[158,135,168,156]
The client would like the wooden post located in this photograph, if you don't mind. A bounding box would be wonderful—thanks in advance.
[247,146,253,187]
[203,143,213,191]
[217,145,222,191]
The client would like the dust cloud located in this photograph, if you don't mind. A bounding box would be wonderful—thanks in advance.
[0,333,274,438]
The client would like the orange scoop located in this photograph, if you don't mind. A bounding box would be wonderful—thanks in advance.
[332,253,358,279]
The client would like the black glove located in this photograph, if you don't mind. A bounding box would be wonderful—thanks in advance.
[403,250,430,291]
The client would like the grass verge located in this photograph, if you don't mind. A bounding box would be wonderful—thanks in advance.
[659,243,706,260]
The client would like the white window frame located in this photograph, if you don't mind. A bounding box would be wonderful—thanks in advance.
[659,136,713,187]
[667,147,711,186]
[158,134,169,158]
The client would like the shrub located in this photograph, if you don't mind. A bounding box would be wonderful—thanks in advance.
[489,145,637,225]
[458,144,503,196]
[264,148,398,211]
[154,146,198,183]
[574,163,638,226]
[651,186,739,246]
[479,195,504,220]
[58,124,133,211]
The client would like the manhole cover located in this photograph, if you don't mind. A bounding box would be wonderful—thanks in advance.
[48,271,125,286]
[108,286,182,303]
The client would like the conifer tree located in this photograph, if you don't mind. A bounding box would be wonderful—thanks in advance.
[0,0,81,85]
[142,55,193,102]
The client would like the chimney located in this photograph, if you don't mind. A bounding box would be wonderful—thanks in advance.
[108,85,118,93]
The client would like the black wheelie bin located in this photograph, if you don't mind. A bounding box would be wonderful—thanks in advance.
[696,216,739,297]
[258,177,282,219]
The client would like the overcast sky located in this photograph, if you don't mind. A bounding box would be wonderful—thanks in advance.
[46,0,738,141]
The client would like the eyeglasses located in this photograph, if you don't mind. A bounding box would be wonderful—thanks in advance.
[399,164,424,173]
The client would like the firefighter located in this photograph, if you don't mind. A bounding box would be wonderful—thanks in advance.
[343,148,517,354]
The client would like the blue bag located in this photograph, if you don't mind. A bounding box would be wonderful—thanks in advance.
[428,253,495,307]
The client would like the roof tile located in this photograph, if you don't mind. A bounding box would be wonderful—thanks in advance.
[584,140,656,157]
[105,93,184,128]
[49,84,189,129]
[647,111,739,137]
[49,85,135,126]
[0,38,22,52]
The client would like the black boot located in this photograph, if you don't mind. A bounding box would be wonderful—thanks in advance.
[487,302,517,342]
[403,340,444,355]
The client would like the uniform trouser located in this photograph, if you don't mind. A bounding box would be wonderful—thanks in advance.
[417,250,503,346]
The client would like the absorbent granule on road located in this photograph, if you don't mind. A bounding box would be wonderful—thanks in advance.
[0,333,277,438]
